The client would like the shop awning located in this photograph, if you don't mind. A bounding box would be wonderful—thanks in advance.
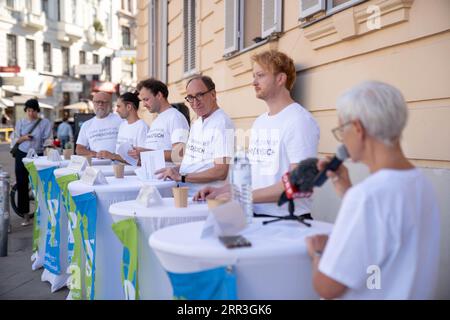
[0,98,14,108]
[63,101,94,111]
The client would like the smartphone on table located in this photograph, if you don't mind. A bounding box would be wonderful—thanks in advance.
[219,235,252,249]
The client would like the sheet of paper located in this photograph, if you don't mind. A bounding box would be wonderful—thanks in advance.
[136,185,162,207]
[80,167,108,185]
[117,141,138,167]
[68,155,87,172]
[140,150,165,180]
[201,200,247,238]
[47,149,62,162]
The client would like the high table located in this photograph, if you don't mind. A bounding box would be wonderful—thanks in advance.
[21,156,111,292]
[67,176,176,299]
[149,219,333,300]
[109,198,210,299]
[40,165,136,296]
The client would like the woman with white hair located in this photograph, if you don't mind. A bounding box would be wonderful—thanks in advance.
[306,81,440,299]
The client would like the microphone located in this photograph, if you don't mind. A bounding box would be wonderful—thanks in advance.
[312,144,349,187]
[277,157,319,207]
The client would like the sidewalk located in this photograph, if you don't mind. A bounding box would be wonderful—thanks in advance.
[0,143,68,299]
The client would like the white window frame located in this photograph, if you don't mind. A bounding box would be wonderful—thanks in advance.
[299,0,367,20]
[326,0,366,15]
[183,0,197,76]
[224,0,282,57]
[261,0,283,38]
[148,0,168,82]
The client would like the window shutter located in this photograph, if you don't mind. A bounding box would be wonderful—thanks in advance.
[224,0,239,55]
[261,0,282,38]
[299,0,325,19]
[184,0,196,73]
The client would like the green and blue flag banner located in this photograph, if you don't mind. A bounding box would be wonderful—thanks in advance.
[38,166,62,275]
[112,218,139,300]
[56,173,83,300]
[167,266,237,300]
[24,162,41,253]
[72,192,97,300]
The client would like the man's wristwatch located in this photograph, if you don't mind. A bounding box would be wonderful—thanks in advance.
[181,175,186,183]
[314,250,323,258]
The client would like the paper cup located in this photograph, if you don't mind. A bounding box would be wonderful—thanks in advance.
[113,164,125,178]
[63,149,73,160]
[172,187,189,208]
[207,198,229,209]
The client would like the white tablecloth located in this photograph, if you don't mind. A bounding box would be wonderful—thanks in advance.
[21,157,112,290]
[54,165,136,179]
[23,156,112,168]
[45,165,136,293]
[67,176,176,299]
[149,218,333,299]
[109,198,210,299]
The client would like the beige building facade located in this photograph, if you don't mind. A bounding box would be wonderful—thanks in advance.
[136,0,450,298]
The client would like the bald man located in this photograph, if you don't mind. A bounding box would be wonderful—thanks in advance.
[76,92,123,157]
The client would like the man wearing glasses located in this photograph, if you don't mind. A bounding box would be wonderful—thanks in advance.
[156,75,235,196]
[76,91,123,157]
[127,78,190,163]
[194,50,319,219]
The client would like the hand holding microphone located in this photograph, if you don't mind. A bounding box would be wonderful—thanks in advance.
[278,144,352,208]
[315,145,352,197]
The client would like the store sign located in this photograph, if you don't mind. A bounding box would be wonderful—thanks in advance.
[62,81,83,92]
[75,64,102,75]
[115,50,136,58]
[0,66,21,73]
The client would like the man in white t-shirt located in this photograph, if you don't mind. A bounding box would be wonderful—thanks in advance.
[305,81,440,299]
[76,92,123,156]
[194,50,319,217]
[155,75,235,196]
[128,78,190,163]
[96,91,148,163]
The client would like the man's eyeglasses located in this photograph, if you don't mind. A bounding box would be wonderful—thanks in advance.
[331,121,352,142]
[93,100,109,105]
[184,89,213,104]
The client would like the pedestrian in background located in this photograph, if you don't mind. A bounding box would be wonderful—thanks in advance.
[13,99,51,225]
[57,115,73,149]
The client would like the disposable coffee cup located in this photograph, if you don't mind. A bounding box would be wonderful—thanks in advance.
[63,149,73,160]
[113,163,125,178]
[172,186,189,208]
[207,198,229,209]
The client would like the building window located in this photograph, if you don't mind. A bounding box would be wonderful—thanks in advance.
[72,0,77,24]
[42,0,49,16]
[6,0,15,9]
[122,26,131,48]
[93,53,99,80]
[104,56,111,81]
[43,42,52,72]
[57,0,62,21]
[299,0,365,20]
[79,51,86,64]
[149,0,168,82]
[224,0,282,56]
[183,0,196,74]
[62,47,70,76]
[26,39,36,69]
[6,34,17,66]
[121,0,132,12]
[79,51,86,79]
